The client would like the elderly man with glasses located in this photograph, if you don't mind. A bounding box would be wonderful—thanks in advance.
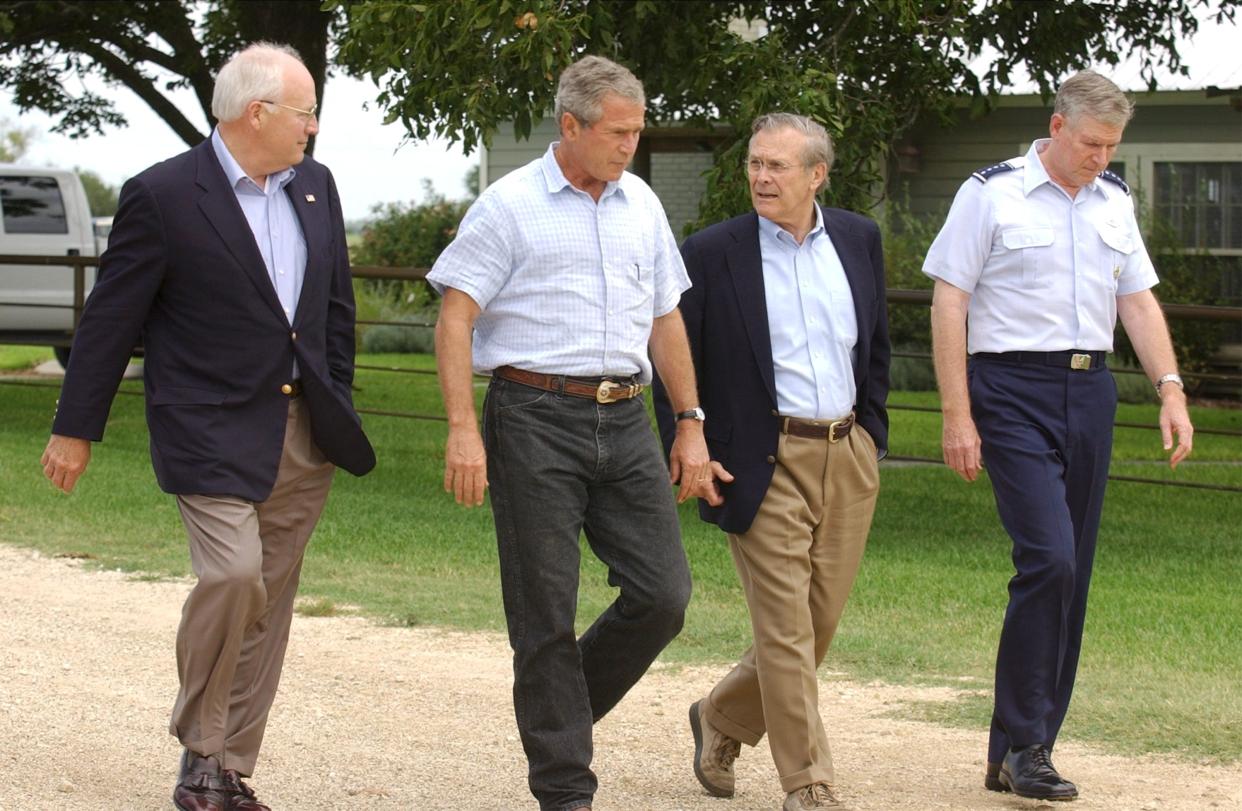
[41,41,374,810]
[656,112,890,810]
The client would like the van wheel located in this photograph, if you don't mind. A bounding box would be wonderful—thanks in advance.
[53,345,71,369]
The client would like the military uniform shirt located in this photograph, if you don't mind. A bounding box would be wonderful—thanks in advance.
[921,138,1158,354]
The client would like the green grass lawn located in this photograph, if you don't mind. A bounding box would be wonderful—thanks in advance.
[2,352,1238,761]
[0,344,53,370]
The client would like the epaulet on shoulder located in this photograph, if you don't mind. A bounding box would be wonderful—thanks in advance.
[971,161,1017,183]
[1099,169,1130,195]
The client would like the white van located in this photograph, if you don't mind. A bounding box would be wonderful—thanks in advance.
[0,165,97,364]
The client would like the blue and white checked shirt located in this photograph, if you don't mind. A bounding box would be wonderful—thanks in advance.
[922,139,1157,354]
[427,143,689,383]
[758,208,858,421]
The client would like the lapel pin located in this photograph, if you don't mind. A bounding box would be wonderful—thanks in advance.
[305,194,316,203]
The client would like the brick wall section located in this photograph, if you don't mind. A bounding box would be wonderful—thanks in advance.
[650,152,714,240]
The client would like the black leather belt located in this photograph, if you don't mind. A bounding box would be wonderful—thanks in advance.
[493,365,644,404]
[972,350,1107,370]
[780,413,854,443]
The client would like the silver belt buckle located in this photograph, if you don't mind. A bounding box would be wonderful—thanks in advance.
[1070,353,1092,370]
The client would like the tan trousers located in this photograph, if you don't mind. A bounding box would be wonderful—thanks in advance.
[701,424,879,793]
[170,397,334,775]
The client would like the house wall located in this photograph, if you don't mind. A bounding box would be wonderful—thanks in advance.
[893,95,1242,219]
[484,119,714,238]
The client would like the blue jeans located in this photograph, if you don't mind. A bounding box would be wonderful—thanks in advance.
[483,377,692,810]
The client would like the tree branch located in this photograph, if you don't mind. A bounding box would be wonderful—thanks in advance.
[78,41,207,146]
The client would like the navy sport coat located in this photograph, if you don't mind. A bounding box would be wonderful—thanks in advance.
[53,139,375,500]
[655,207,890,534]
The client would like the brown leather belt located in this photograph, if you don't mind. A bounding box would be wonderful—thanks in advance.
[493,365,644,404]
[781,413,854,443]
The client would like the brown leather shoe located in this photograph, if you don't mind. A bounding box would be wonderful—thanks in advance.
[221,770,271,811]
[173,749,230,811]
[690,699,740,797]
[783,782,849,810]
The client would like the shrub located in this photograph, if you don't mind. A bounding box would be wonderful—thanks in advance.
[878,194,940,353]
[360,314,437,355]
[1112,209,1229,388]
[351,180,474,354]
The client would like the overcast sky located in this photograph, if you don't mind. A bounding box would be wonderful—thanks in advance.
[1,9,1236,223]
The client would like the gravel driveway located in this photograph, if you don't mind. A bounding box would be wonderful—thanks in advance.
[1,544,1237,810]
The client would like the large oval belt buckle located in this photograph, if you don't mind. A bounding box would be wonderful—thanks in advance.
[596,380,620,403]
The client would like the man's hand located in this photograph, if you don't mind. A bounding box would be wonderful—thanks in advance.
[1158,386,1194,469]
[41,434,92,493]
[668,426,733,506]
[941,412,983,482]
[444,426,488,507]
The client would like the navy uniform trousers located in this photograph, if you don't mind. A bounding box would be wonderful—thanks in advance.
[968,353,1117,765]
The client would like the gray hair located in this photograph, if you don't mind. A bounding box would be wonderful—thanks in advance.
[750,113,834,190]
[554,55,645,129]
[211,42,305,122]
[1053,70,1134,128]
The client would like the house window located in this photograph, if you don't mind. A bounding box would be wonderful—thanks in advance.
[1153,161,1242,250]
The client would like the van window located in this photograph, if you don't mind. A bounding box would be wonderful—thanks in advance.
[0,175,69,234]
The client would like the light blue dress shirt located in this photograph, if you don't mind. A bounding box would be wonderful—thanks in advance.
[922,139,1158,354]
[758,207,858,421]
[427,143,689,384]
[210,128,307,329]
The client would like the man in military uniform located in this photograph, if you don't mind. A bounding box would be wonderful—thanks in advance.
[922,69,1193,801]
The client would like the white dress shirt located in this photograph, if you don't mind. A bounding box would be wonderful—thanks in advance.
[427,143,689,383]
[922,139,1158,354]
[758,208,858,420]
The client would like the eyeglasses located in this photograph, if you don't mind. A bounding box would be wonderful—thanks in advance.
[745,157,802,176]
[259,99,318,123]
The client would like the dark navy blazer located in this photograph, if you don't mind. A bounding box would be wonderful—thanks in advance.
[656,207,890,534]
[53,139,375,501]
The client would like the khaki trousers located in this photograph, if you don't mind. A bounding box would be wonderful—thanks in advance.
[702,424,879,793]
[170,397,334,775]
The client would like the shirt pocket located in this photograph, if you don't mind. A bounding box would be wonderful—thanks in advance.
[1094,221,1135,292]
[613,261,655,327]
[1001,226,1056,288]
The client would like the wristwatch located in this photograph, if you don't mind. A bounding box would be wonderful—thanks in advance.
[1155,373,1184,393]
[675,407,706,422]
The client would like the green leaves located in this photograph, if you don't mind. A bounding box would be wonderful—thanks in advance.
[337,0,1224,220]
[0,0,339,148]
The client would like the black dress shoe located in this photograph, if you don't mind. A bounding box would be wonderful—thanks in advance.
[999,745,1079,801]
[984,761,1009,792]
[173,749,231,811]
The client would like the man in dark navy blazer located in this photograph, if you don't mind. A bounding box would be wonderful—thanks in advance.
[40,42,374,811]
[657,113,889,810]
